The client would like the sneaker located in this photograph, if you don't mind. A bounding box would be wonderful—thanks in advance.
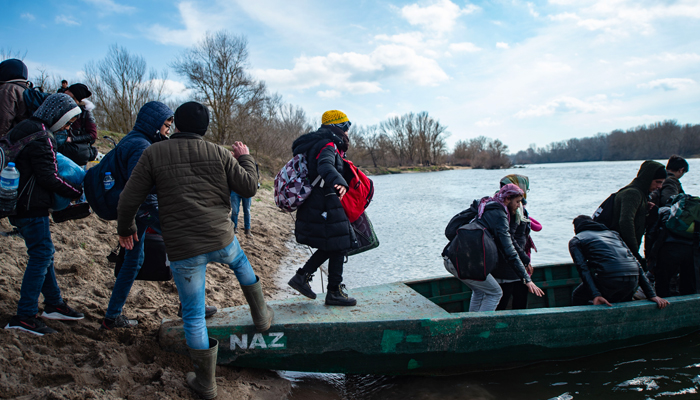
[288,270,317,299]
[42,302,84,321]
[100,315,138,330]
[177,303,218,318]
[5,315,57,336]
[325,284,357,306]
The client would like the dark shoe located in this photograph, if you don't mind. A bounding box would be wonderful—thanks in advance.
[288,269,317,299]
[244,228,253,238]
[325,284,357,306]
[186,338,218,399]
[100,315,138,330]
[42,302,84,321]
[241,276,274,332]
[178,303,218,318]
[234,227,239,234]
[5,315,57,336]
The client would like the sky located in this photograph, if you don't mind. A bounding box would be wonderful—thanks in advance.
[2,0,699,152]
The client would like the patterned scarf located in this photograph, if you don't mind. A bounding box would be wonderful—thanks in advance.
[478,183,524,220]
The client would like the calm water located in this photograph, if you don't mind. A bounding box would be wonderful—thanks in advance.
[282,159,700,399]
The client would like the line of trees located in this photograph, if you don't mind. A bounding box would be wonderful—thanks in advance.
[449,136,511,169]
[512,120,700,164]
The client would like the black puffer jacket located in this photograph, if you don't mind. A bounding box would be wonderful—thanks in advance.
[292,127,357,252]
[477,202,531,283]
[8,118,83,218]
[568,219,656,298]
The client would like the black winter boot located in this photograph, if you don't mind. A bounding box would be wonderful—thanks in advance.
[325,284,357,306]
[288,269,317,299]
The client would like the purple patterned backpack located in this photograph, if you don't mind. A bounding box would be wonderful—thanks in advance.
[274,153,322,212]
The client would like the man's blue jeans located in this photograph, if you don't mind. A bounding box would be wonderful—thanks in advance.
[9,216,64,317]
[170,237,257,350]
[230,191,251,230]
[105,207,161,319]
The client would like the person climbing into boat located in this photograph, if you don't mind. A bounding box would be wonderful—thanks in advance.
[287,110,359,306]
[116,101,273,399]
[493,174,540,310]
[463,184,544,312]
[569,215,669,309]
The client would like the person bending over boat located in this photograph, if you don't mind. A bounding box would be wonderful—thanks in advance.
[569,215,669,309]
[464,184,544,312]
[493,174,540,310]
[287,110,358,306]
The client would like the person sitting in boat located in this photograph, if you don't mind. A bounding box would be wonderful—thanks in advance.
[493,174,540,310]
[464,184,544,312]
[569,215,669,309]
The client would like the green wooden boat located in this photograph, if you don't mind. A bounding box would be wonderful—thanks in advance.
[159,262,700,374]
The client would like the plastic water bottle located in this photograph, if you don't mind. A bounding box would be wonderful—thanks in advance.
[103,172,115,191]
[0,162,20,214]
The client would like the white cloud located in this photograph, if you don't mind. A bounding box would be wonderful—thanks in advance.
[496,42,510,49]
[81,0,136,14]
[253,44,449,94]
[317,90,341,99]
[147,2,233,46]
[149,79,192,98]
[514,96,608,118]
[55,15,80,26]
[400,0,480,34]
[21,13,35,21]
[449,42,482,53]
[527,2,539,17]
[638,78,696,91]
[536,61,572,73]
[475,117,502,127]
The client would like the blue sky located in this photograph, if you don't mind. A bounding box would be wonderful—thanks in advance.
[2,0,699,152]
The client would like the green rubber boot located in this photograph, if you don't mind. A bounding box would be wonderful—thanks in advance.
[241,276,274,332]
[186,338,218,399]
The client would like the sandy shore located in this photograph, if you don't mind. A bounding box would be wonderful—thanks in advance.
[0,186,297,399]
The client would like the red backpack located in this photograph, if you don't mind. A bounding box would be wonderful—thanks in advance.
[341,159,374,223]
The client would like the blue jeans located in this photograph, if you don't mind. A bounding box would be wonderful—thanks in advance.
[9,216,64,317]
[105,207,161,319]
[171,237,257,350]
[230,191,251,230]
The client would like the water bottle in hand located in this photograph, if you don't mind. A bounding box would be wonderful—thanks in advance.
[103,172,115,191]
[0,162,20,214]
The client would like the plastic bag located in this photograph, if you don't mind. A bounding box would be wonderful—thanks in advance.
[53,153,86,211]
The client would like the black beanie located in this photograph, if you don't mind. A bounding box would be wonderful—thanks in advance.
[175,101,209,135]
[0,59,28,81]
[653,167,667,180]
[67,83,92,101]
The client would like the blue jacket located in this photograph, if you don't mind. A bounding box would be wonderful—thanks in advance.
[114,101,173,209]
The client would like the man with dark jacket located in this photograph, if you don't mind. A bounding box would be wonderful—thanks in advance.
[0,59,30,137]
[659,155,687,207]
[3,94,85,336]
[569,215,668,308]
[100,101,174,330]
[117,101,273,398]
[58,83,98,166]
[287,110,359,306]
[610,160,666,265]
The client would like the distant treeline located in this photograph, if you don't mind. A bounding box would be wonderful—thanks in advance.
[512,120,700,165]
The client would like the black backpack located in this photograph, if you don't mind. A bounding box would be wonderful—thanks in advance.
[445,199,480,241]
[442,220,499,281]
[22,85,51,114]
[592,193,616,228]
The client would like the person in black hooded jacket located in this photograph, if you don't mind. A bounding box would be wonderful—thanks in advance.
[569,215,668,309]
[3,94,85,336]
[287,110,358,306]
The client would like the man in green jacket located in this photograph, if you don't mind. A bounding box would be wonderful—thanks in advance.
[116,101,273,399]
[610,160,666,266]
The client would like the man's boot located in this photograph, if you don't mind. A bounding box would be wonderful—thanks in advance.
[241,276,274,332]
[287,269,317,299]
[186,337,218,399]
[325,284,357,306]
[178,303,218,318]
[244,228,253,239]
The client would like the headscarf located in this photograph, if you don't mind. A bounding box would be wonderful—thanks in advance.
[478,183,524,220]
[500,174,529,199]
[33,93,80,133]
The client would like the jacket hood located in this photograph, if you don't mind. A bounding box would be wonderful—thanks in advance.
[0,58,28,82]
[574,219,608,234]
[33,93,80,133]
[132,101,174,142]
[292,127,344,156]
[626,160,666,194]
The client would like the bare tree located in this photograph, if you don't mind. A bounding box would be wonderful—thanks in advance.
[84,44,167,134]
[0,48,27,61]
[32,67,60,93]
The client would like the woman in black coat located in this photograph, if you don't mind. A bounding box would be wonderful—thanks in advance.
[287,110,358,306]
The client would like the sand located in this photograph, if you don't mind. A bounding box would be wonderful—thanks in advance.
[0,186,297,399]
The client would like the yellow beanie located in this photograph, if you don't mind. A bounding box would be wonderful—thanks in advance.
[322,110,349,125]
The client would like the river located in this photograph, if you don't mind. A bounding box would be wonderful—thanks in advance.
[279,159,700,399]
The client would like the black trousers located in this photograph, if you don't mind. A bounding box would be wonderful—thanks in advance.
[655,242,696,297]
[496,281,529,310]
[572,276,638,306]
[300,249,344,290]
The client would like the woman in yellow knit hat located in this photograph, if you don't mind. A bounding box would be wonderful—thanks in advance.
[287,110,358,306]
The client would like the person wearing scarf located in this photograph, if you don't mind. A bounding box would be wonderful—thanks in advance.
[465,184,544,312]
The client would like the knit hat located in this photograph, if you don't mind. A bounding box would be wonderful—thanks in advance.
[67,83,92,101]
[653,167,667,180]
[322,110,351,131]
[0,59,28,82]
[33,93,80,132]
[174,101,209,135]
